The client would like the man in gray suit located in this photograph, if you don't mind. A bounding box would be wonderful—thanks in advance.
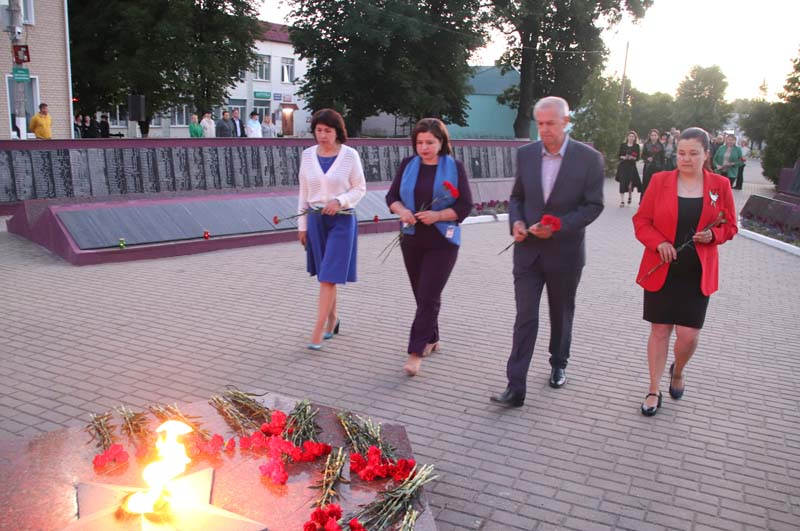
[491,96,605,408]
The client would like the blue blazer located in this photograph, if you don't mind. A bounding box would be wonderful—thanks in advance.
[509,139,605,271]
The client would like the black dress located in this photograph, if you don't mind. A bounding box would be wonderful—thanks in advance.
[642,141,664,192]
[615,143,642,193]
[643,197,709,329]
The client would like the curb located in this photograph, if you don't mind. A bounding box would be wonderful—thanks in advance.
[738,227,800,257]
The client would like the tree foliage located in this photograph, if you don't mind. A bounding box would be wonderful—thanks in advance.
[69,0,260,123]
[490,0,652,138]
[287,0,486,136]
[628,89,674,138]
[762,51,800,183]
[570,73,630,175]
[738,99,772,148]
[672,65,731,133]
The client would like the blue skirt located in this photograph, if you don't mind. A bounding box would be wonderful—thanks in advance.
[306,210,358,284]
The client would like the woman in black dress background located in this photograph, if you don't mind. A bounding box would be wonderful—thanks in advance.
[641,128,665,194]
[615,131,642,207]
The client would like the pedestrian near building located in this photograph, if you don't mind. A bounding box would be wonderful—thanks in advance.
[734,139,749,190]
[712,134,744,187]
[73,114,83,139]
[642,129,664,194]
[200,111,215,138]
[262,116,278,138]
[616,131,642,206]
[245,111,262,138]
[385,118,473,377]
[231,108,245,137]
[216,110,234,137]
[99,115,111,138]
[189,114,203,138]
[29,103,52,139]
[490,96,605,408]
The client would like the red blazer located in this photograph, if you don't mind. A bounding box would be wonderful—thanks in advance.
[633,170,737,295]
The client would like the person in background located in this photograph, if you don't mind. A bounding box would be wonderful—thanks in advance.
[83,115,100,138]
[615,131,642,206]
[73,113,83,139]
[189,113,203,138]
[216,110,234,138]
[734,139,749,190]
[633,127,737,417]
[662,132,676,171]
[99,115,111,138]
[296,109,367,350]
[231,108,245,137]
[29,103,52,140]
[262,116,278,138]
[200,111,216,138]
[245,111,263,138]
[386,118,473,377]
[712,134,744,187]
[642,128,664,194]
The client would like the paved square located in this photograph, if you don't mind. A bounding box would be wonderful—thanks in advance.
[1,164,798,530]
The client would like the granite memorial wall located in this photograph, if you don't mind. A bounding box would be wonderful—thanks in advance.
[0,138,525,204]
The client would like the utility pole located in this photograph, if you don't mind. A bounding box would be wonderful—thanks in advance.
[5,0,27,138]
[619,40,629,105]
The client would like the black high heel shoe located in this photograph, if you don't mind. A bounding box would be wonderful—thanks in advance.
[640,392,662,417]
[669,363,684,400]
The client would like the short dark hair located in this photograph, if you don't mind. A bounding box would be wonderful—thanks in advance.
[411,118,452,156]
[311,109,348,144]
[39,103,48,111]
[222,110,230,116]
[679,127,710,151]
[250,110,259,118]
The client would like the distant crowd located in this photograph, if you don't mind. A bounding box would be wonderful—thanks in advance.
[615,127,749,207]
[192,109,278,139]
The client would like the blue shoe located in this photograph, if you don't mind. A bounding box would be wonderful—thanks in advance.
[307,343,323,351]
[323,319,340,340]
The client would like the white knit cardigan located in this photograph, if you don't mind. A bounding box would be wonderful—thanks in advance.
[296,144,367,231]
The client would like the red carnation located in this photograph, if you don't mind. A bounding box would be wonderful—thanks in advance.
[303,523,317,531]
[373,215,379,223]
[631,152,638,158]
[540,214,562,232]
[443,180,460,199]
[273,215,280,225]
[349,519,367,531]
[93,454,109,468]
[324,519,342,531]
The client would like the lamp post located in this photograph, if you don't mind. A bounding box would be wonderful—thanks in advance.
[5,0,27,139]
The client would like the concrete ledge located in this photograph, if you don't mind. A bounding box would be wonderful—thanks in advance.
[738,227,800,257]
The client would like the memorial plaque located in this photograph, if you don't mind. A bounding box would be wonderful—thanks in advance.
[172,147,192,191]
[120,149,140,194]
[201,147,221,190]
[69,149,93,197]
[29,151,56,198]
[52,150,73,197]
[11,150,34,200]
[86,149,110,196]
[139,149,159,193]
[154,147,176,192]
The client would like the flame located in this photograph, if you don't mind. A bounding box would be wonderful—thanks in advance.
[124,420,193,514]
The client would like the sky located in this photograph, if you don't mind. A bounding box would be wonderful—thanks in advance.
[261,0,799,102]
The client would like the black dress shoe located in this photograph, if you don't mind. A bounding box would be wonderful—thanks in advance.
[490,388,524,408]
[640,392,662,417]
[549,367,566,388]
[668,363,685,400]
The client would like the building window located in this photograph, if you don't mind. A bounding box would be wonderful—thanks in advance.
[281,58,295,83]
[22,0,34,24]
[226,99,246,120]
[253,99,271,121]
[170,104,190,126]
[6,75,39,138]
[107,105,128,126]
[254,55,271,81]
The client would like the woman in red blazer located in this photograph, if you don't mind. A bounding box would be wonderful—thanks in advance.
[633,128,737,416]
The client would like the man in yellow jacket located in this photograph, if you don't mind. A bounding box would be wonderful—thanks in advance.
[29,103,52,139]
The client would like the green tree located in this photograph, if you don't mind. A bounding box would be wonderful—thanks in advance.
[628,89,674,138]
[570,73,630,175]
[762,52,800,183]
[739,100,771,149]
[672,65,732,133]
[287,0,486,136]
[69,0,260,133]
[490,0,652,139]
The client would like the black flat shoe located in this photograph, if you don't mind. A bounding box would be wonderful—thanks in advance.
[640,392,662,417]
[669,363,685,400]
[549,367,566,388]
[490,387,525,408]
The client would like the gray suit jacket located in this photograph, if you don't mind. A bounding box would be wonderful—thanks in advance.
[509,139,605,271]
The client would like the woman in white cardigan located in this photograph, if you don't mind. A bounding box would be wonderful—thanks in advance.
[298,109,367,350]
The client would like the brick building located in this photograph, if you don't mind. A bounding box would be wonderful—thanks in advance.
[0,0,73,140]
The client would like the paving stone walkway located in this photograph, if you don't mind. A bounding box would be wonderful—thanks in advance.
[1,162,798,530]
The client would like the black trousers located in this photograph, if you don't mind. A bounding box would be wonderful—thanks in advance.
[506,259,583,396]
[400,237,459,356]
[734,165,744,189]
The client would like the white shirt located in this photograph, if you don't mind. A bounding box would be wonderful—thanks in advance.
[297,144,367,231]
[245,119,262,138]
[541,137,569,203]
[200,118,215,138]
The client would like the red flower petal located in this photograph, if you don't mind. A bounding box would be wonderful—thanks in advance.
[303,522,317,531]
[273,215,280,225]
[325,503,343,520]
[373,215,380,223]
